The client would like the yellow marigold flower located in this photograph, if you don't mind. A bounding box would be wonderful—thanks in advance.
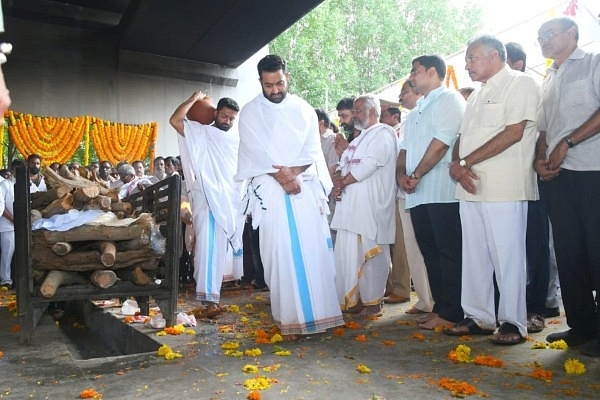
[255,295,264,301]
[185,329,195,335]
[244,303,254,310]
[270,333,283,343]
[156,331,166,336]
[224,350,243,357]
[448,344,472,363]
[240,316,249,323]
[274,350,291,356]
[244,376,272,390]
[173,324,185,333]
[262,364,281,372]
[164,351,182,360]
[565,358,586,374]
[157,344,172,356]
[228,305,240,313]
[221,341,240,350]
[532,341,548,349]
[242,364,260,373]
[356,363,371,373]
[245,348,263,357]
[0,286,7,292]
[548,339,568,350]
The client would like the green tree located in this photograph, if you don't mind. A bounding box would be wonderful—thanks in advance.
[270,0,482,110]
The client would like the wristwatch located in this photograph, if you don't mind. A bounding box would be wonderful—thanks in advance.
[564,137,576,148]
[459,159,468,168]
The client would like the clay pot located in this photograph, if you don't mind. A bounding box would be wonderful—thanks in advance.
[187,96,216,125]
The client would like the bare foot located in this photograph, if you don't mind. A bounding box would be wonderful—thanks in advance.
[417,312,438,324]
[357,305,383,319]
[419,316,453,330]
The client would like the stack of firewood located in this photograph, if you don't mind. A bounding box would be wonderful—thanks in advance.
[31,166,162,297]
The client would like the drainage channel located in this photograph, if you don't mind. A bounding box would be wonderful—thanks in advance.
[58,300,160,363]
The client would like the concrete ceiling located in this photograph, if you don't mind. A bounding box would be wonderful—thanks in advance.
[4,0,323,82]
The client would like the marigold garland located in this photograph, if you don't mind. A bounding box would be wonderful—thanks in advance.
[445,65,458,90]
[5,110,158,166]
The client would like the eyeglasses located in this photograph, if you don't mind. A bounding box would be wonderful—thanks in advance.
[537,30,560,44]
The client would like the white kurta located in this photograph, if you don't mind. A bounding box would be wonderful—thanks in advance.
[236,93,343,335]
[330,123,397,310]
[179,120,243,302]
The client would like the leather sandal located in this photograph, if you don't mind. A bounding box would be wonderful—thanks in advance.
[444,317,495,336]
[491,322,525,345]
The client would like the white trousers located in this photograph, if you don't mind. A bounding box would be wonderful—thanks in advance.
[460,200,528,336]
[0,230,15,285]
[398,198,434,312]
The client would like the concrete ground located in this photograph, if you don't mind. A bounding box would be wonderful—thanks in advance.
[0,285,598,400]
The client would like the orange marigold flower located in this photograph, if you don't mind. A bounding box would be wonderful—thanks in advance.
[382,340,396,346]
[123,316,134,324]
[345,321,361,329]
[247,390,261,400]
[355,334,368,342]
[79,388,102,399]
[332,328,345,337]
[473,355,504,368]
[437,377,477,397]
[412,332,426,341]
[530,368,553,382]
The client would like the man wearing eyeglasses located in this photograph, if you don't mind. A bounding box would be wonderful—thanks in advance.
[535,17,600,357]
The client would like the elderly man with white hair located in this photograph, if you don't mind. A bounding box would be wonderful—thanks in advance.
[331,93,397,318]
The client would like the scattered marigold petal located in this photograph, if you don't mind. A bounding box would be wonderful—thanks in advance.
[548,339,568,350]
[79,388,102,399]
[473,355,504,368]
[437,377,477,397]
[247,390,262,400]
[355,334,368,342]
[332,328,345,337]
[412,332,426,341]
[530,368,553,382]
[345,321,361,329]
[382,340,396,346]
[356,363,371,373]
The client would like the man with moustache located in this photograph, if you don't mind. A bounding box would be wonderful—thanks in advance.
[171,93,244,310]
[331,94,397,318]
[235,54,344,337]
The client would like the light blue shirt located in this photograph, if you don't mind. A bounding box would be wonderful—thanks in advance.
[400,85,465,209]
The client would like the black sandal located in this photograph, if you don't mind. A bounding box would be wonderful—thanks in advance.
[491,322,525,345]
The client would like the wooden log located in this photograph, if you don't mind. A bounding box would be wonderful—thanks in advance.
[51,242,73,256]
[111,201,133,216]
[41,214,154,244]
[44,165,109,195]
[42,193,73,218]
[40,270,88,297]
[117,266,150,286]
[87,195,111,211]
[116,235,150,251]
[31,185,72,209]
[72,186,100,203]
[92,241,117,267]
[58,164,77,180]
[32,246,161,271]
[90,270,118,289]
[134,258,160,271]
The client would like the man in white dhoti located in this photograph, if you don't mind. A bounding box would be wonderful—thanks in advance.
[170,93,243,308]
[330,94,397,318]
[236,54,344,337]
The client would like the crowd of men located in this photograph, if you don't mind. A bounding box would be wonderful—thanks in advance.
[1,16,599,356]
